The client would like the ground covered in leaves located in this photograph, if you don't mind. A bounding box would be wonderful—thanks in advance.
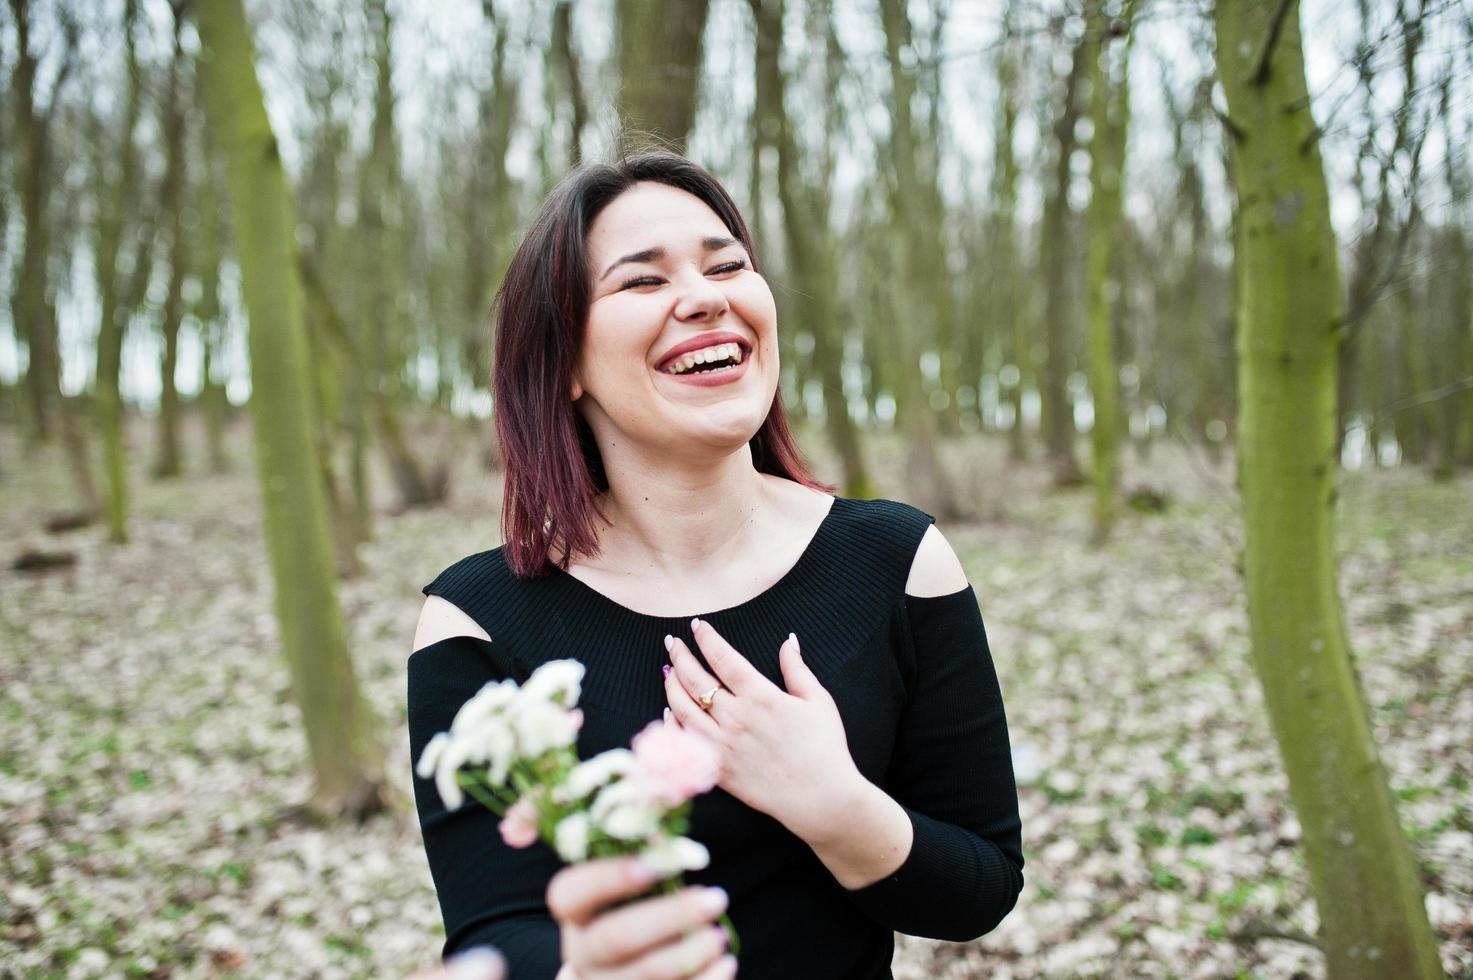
[2,418,1470,979]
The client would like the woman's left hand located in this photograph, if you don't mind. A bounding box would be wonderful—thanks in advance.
[663,618,862,843]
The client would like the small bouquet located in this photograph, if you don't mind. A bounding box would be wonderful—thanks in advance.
[416,659,737,952]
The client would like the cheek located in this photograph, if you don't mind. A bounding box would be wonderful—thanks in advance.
[732,278,778,337]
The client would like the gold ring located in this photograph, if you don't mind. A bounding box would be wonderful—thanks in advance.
[697,685,721,712]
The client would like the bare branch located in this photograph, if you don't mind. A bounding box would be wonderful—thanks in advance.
[1250,0,1297,87]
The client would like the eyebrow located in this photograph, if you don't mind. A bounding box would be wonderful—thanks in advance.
[598,236,741,281]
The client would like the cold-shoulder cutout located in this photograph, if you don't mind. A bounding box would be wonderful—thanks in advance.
[412,594,491,654]
[904,524,970,598]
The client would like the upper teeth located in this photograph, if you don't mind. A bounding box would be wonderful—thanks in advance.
[664,342,745,375]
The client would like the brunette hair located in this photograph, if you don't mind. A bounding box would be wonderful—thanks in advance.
[492,150,834,579]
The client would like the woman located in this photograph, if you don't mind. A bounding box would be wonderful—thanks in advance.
[408,151,1023,980]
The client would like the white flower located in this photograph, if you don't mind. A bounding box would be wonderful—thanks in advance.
[508,700,582,757]
[520,659,585,707]
[464,718,518,786]
[555,749,635,804]
[432,734,475,811]
[451,680,518,736]
[591,778,661,841]
[554,812,592,862]
[639,836,710,876]
[416,733,449,781]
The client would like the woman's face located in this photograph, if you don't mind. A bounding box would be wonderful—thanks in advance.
[573,181,780,459]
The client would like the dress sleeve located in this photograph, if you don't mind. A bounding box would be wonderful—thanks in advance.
[841,586,1025,942]
[407,635,564,979]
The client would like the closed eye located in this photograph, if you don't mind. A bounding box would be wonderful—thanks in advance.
[619,259,748,291]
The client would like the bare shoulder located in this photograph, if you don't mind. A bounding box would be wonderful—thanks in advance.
[412,594,491,653]
[905,523,970,597]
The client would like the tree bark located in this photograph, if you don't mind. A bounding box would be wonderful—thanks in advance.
[1214,3,1444,975]
[1039,34,1089,485]
[757,0,874,498]
[879,0,958,518]
[92,0,149,538]
[153,4,190,480]
[195,0,386,820]
[615,0,711,150]
[1084,2,1135,541]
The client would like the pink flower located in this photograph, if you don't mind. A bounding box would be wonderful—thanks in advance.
[499,795,540,848]
[630,719,721,807]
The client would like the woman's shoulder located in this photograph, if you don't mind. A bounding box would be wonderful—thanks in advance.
[415,545,538,652]
[826,493,937,550]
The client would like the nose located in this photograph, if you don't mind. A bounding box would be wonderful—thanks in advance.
[671,267,729,323]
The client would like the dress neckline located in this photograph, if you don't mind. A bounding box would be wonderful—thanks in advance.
[549,494,842,624]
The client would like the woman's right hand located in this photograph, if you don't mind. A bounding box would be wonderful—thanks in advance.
[548,856,736,979]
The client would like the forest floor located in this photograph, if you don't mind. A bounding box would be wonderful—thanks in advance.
[1,413,1470,979]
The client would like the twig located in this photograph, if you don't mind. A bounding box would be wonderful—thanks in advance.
[1229,921,1324,950]
[1250,0,1298,87]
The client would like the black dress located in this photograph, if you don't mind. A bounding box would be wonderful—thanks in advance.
[407,495,1023,979]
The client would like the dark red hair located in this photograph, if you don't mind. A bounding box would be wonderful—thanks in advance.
[492,150,834,579]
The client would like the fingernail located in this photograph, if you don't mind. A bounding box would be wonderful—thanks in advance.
[788,632,799,652]
[664,707,673,723]
[691,617,701,633]
[700,887,729,913]
[627,859,656,885]
[717,953,737,973]
[662,664,672,679]
[664,634,674,652]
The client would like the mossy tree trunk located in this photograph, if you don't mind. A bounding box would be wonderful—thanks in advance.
[1214,2,1444,975]
[1084,2,1135,542]
[195,0,386,820]
[1039,33,1088,485]
[879,0,958,519]
[93,0,147,539]
[153,2,190,480]
[991,11,1030,462]
[195,98,232,475]
[615,0,711,150]
[358,0,438,512]
[756,0,874,498]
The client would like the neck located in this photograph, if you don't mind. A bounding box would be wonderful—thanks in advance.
[591,442,772,578]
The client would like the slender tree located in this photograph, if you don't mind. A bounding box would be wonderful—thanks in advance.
[195,0,386,819]
[756,0,874,497]
[1214,2,1444,975]
[1083,2,1135,541]
[991,8,1030,461]
[879,0,958,518]
[358,0,439,510]
[9,0,76,447]
[93,0,148,539]
[153,1,191,480]
[1039,30,1089,485]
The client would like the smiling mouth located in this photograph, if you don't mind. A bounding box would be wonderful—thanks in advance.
[658,341,751,376]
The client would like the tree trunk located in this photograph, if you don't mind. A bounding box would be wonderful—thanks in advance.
[1040,35,1089,485]
[153,6,190,480]
[879,0,958,518]
[93,0,147,539]
[1084,2,1135,542]
[991,14,1029,461]
[196,101,231,475]
[615,0,711,149]
[359,0,437,511]
[195,0,386,820]
[1214,3,1444,975]
[757,0,874,498]
[9,0,64,446]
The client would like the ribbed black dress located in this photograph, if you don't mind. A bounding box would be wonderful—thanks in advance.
[407,495,1024,980]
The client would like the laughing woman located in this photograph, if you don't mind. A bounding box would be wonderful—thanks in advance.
[407,151,1023,980]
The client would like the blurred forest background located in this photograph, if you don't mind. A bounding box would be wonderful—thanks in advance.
[2,0,1471,977]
